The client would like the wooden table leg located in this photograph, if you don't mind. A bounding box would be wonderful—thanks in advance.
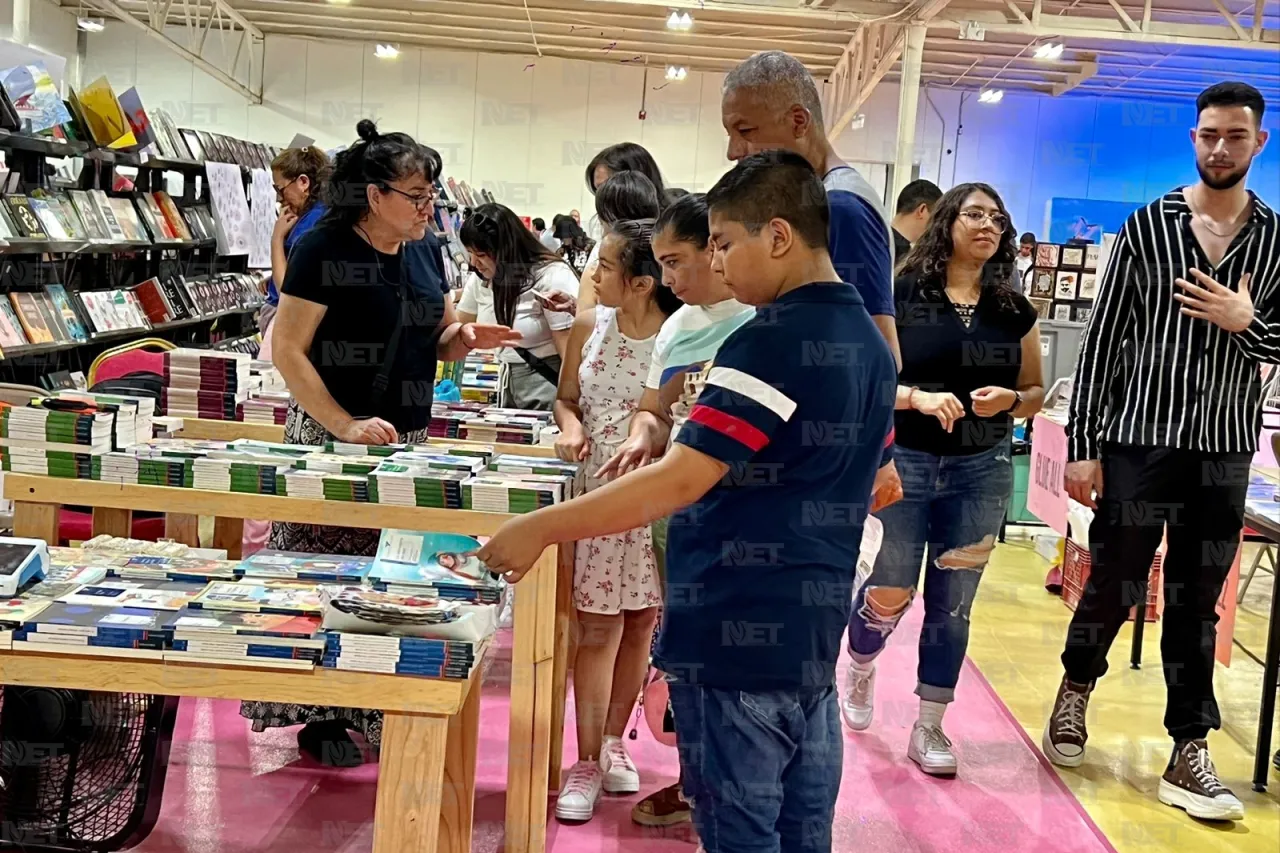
[373,711,450,853]
[548,541,575,791]
[440,677,481,849]
[506,571,538,853]
[212,516,244,560]
[92,507,133,538]
[164,513,200,547]
[13,501,59,543]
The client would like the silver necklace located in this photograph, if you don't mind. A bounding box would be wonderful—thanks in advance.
[1190,185,1249,239]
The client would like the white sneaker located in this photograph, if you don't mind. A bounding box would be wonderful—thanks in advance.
[908,722,958,777]
[841,661,876,731]
[599,735,640,794]
[555,760,604,822]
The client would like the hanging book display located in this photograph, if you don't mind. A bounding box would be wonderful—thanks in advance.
[206,162,252,256]
[248,169,276,269]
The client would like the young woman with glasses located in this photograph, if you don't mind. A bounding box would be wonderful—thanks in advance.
[241,119,518,765]
[843,183,1045,776]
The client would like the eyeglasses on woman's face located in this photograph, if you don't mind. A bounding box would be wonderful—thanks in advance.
[381,183,436,212]
[958,208,1009,232]
[273,176,299,199]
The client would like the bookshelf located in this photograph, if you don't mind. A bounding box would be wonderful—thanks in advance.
[0,129,268,388]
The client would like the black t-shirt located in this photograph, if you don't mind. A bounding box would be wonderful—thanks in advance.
[895,273,1037,455]
[893,228,912,263]
[281,223,448,433]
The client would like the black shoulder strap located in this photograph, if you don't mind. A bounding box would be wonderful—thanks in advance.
[512,346,561,385]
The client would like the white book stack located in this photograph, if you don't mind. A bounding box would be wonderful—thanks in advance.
[55,391,156,449]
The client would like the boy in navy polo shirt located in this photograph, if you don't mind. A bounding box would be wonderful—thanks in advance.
[478,151,896,853]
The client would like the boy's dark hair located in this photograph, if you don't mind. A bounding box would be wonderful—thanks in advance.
[1197,82,1265,124]
[586,142,666,196]
[1019,231,1036,245]
[532,217,546,230]
[595,171,663,229]
[324,119,441,229]
[655,192,710,250]
[894,179,943,216]
[706,150,829,251]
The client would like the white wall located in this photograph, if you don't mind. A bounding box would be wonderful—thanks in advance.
[0,0,81,87]
[81,25,735,222]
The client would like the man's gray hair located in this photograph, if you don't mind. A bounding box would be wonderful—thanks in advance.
[723,51,825,130]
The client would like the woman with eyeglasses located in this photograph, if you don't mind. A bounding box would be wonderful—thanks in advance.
[843,183,1045,777]
[241,119,517,766]
[457,203,580,410]
[261,146,331,337]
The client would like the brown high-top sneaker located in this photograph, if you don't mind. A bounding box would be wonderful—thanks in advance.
[1158,740,1245,821]
[1041,675,1091,767]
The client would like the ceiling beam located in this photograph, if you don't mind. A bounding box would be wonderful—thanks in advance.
[1103,0,1141,33]
[932,11,1278,50]
[1051,59,1098,94]
[1206,0,1251,40]
[1253,0,1265,40]
[89,0,263,102]
[577,0,897,23]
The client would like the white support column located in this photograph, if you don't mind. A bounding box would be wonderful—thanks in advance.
[12,0,30,45]
[892,24,926,206]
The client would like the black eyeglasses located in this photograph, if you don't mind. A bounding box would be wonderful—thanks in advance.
[381,184,435,211]
[273,176,299,198]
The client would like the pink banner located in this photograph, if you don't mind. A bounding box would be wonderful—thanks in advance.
[1028,414,1069,536]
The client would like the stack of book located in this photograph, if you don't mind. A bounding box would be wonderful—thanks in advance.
[368,464,467,509]
[462,473,565,513]
[428,401,489,439]
[0,598,52,648]
[96,450,194,487]
[321,632,482,678]
[367,530,503,603]
[12,603,172,659]
[239,391,290,425]
[189,579,323,615]
[460,410,551,446]
[457,351,500,403]
[53,578,207,611]
[163,608,325,670]
[161,348,251,420]
[237,550,373,584]
[0,399,114,478]
[54,390,155,450]
[99,554,238,583]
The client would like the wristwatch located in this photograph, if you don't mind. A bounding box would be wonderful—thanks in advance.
[1007,390,1023,413]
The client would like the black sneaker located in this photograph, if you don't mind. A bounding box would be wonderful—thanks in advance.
[1042,676,1091,767]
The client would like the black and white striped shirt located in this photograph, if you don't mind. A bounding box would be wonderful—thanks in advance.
[1068,189,1280,462]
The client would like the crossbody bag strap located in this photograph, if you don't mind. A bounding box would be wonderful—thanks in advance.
[369,282,411,410]
[512,346,561,386]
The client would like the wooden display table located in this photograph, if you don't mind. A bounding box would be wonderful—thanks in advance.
[3,474,568,853]
[173,417,287,442]
[0,647,484,853]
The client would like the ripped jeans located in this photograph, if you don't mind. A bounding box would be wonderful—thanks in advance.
[847,439,1012,703]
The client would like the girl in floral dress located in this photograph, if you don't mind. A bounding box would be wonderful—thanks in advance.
[551,219,683,823]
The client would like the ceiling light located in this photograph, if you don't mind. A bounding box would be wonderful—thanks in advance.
[666,10,693,30]
[1034,42,1065,60]
[978,88,1004,104]
[374,43,400,59]
[76,16,105,32]
[666,65,688,81]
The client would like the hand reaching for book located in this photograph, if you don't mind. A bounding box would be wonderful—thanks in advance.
[334,416,398,446]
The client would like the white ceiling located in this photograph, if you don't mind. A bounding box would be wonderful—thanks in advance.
[71,0,1280,103]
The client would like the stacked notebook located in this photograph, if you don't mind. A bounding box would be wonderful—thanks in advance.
[13,603,172,659]
[238,549,373,583]
[163,608,325,670]
[462,473,566,513]
[367,530,503,603]
[369,465,467,509]
[161,349,252,420]
[322,632,482,678]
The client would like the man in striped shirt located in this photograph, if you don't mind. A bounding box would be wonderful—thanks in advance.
[1045,82,1274,823]
[479,152,896,852]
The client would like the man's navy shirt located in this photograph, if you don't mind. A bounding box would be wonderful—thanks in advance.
[655,283,897,691]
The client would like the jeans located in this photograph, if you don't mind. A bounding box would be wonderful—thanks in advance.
[668,680,841,853]
[1060,444,1248,741]
[847,440,1012,703]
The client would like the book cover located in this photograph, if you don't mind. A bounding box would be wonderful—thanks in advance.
[137,194,174,241]
[69,190,109,240]
[90,191,129,241]
[133,278,172,324]
[28,601,170,635]
[57,579,205,611]
[10,292,53,343]
[368,530,492,589]
[164,606,321,639]
[33,291,71,342]
[155,192,193,240]
[44,285,88,342]
[78,76,137,149]
[189,579,323,615]
[106,196,146,242]
[0,63,72,133]
[5,196,47,238]
[238,549,373,581]
[0,597,50,626]
[27,198,68,240]
[0,300,28,348]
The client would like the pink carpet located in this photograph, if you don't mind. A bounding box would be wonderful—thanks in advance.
[131,608,1114,852]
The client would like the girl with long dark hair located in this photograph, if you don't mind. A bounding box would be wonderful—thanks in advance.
[242,120,517,763]
[550,219,681,824]
[577,171,664,312]
[458,203,580,409]
[843,183,1045,776]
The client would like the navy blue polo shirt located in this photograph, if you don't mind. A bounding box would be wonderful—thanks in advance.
[655,282,897,691]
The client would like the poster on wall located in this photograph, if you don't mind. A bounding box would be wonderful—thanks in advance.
[247,169,277,269]
[206,162,251,256]
[1045,197,1143,245]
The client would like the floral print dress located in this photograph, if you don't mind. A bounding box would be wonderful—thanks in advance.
[573,307,662,614]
